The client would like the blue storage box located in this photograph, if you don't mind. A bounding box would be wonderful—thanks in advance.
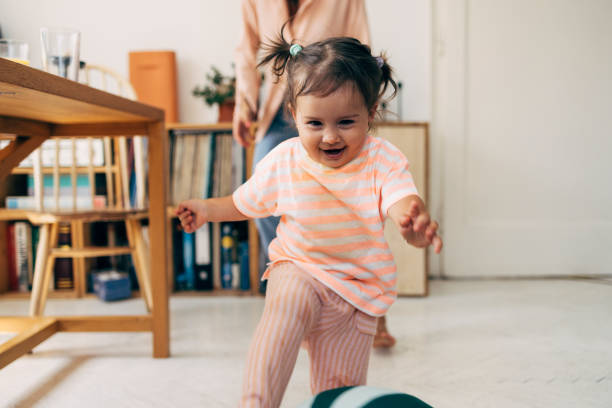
[92,270,131,301]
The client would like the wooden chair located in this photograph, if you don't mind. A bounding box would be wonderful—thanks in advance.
[25,64,152,316]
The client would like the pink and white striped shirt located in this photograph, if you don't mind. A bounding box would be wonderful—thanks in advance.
[233,135,418,316]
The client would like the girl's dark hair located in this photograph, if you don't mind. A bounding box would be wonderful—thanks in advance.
[258,26,397,115]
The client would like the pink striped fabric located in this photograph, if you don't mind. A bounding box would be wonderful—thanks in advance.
[233,135,418,316]
[240,262,377,408]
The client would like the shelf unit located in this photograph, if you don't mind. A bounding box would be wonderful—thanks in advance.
[165,123,260,296]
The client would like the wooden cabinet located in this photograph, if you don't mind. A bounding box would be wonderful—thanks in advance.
[374,123,429,296]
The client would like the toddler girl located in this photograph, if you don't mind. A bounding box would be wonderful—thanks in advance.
[177,33,442,408]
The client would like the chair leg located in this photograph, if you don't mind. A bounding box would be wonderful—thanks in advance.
[125,219,152,312]
[37,253,57,316]
[71,220,87,297]
[29,223,58,317]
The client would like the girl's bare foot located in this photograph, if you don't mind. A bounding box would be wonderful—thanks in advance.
[373,315,396,348]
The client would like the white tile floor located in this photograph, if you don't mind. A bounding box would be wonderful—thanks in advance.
[1,279,611,407]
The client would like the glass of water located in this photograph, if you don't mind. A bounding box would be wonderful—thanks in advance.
[40,27,81,80]
[0,39,30,65]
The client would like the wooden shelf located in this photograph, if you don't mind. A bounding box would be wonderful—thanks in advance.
[51,246,133,258]
[10,165,118,174]
[0,208,149,222]
[0,209,37,221]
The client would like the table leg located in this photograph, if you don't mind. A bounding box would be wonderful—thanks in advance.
[147,120,169,358]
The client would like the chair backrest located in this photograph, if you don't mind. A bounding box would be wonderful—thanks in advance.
[82,64,137,100]
[28,64,147,212]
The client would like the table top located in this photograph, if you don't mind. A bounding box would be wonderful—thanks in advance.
[0,58,163,125]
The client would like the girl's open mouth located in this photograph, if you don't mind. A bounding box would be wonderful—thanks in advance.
[321,147,346,159]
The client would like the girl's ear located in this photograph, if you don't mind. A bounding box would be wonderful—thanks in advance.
[368,103,378,123]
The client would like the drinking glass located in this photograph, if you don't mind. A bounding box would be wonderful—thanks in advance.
[0,39,29,65]
[40,27,81,80]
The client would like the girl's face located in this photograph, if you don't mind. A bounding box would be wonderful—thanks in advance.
[292,83,375,168]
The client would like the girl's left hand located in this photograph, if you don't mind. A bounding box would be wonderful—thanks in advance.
[398,200,443,253]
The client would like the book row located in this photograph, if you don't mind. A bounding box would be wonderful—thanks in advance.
[3,218,253,295]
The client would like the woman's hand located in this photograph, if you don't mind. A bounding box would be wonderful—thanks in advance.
[232,97,257,147]
[398,200,443,254]
[176,199,209,233]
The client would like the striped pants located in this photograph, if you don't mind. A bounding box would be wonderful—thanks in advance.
[240,262,377,408]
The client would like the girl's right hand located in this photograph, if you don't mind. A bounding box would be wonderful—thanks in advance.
[176,199,209,233]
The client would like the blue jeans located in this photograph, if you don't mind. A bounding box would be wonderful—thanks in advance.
[253,108,298,283]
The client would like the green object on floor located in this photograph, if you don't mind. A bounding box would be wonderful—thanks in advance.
[298,385,433,408]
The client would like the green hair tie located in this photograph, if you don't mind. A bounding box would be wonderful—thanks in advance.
[290,43,303,57]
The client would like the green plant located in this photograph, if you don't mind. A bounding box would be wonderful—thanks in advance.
[192,65,236,106]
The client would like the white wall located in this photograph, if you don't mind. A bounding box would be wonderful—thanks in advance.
[0,0,431,123]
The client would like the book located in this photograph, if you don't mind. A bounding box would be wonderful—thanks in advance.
[133,136,147,209]
[232,137,245,191]
[212,222,221,289]
[6,223,18,291]
[117,137,131,209]
[170,130,184,205]
[171,220,186,290]
[178,134,197,203]
[127,137,136,208]
[191,134,211,200]
[31,225,40,287]
[129,51,179,122]
[205,134,217,198]
[14,221,32,292]
[182,231,195,290]
[194,223,213,290]
[239,241,250,291]
[54,224,74,290]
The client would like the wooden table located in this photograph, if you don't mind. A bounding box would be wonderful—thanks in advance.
[0,58,169,368]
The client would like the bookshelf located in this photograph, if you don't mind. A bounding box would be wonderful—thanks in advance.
[165,123,260,296]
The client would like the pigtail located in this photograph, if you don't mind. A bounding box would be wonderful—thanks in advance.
[376,54,398,101]
[258,22,293,82]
